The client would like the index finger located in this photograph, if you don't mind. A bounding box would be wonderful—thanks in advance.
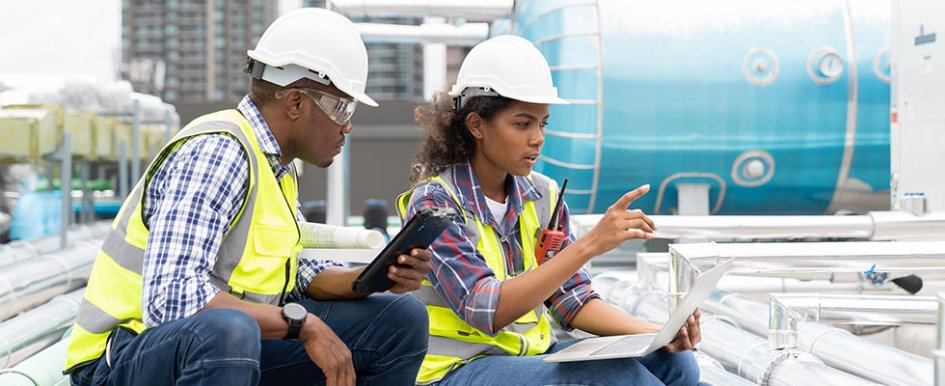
[409,248,432,259]
[610,184,651,211]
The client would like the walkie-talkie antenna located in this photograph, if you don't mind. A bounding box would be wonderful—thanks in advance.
[548,179,568,230]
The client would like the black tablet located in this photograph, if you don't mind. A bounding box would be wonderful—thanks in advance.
[351,206,457,293]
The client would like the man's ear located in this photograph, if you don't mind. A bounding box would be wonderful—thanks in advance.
[466,113,485,140]
[283,89,305,120]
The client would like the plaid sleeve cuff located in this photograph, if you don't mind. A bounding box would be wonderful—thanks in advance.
[546,278,601,331]
[462,277,504,336]
[291,256,344,300]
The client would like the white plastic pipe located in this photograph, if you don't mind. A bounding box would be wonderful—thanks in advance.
[330,0,513,21]
[0,289,83,368]
[0,338,70,385]
[0,239,101,321]
[0,222,110,269]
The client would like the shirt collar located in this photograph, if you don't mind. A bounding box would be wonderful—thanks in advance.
[451,160,543,232]
[237,95,284,169]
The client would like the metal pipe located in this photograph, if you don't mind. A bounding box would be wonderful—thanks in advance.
[706,291,933,385]
[0,288,83,368]
[597,270,935,385]
[326,141,348,227]
[59,132,72,249]
[800,322,932,386]
[118,139,128,200]
[0,211,9,235]
[0,222,110,269]
[769,293,939,350]
[421,17,448,101]
[572,211,945,241]
[630,254,904,294]
[611,286,874,385]
[329,0,513,21]
[358,22,488,45]
[131,99,141,186]
[700,317,873,386]
[0,239,100,321]
[937,292,945,386]
[669,241,945,293]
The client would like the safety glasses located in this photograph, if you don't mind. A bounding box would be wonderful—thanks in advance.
[277,88,358,125]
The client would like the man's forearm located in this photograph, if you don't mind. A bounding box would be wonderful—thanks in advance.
[199,291,291,339]
[306,266,370,300]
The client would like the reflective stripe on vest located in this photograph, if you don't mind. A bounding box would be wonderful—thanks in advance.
[64,110,302,373]
[396,170,558,385]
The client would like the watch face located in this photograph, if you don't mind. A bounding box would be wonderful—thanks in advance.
[283,303,307,321]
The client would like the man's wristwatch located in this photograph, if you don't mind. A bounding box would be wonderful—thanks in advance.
[282,303,308,340]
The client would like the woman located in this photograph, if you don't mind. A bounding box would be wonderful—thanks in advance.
[398,35,701,386]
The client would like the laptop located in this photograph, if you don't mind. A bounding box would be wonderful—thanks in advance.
[544,258,733,362]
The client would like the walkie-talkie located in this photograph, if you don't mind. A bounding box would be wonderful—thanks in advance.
[535,178,568,265]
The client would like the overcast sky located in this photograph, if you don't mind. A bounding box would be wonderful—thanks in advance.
[0,1,303,83]
[0,1,122,81]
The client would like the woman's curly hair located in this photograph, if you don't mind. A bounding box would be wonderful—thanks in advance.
[410,90,514,184]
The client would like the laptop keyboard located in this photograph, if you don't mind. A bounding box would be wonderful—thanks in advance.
[590,336,650,356]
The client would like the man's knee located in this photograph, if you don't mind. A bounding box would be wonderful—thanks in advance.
[384,294,429,345]
[187,308,261,356]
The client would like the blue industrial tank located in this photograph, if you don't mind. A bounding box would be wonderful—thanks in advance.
[508,0,891,214]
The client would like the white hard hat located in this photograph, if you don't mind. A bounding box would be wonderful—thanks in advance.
[449,35,568,108]
[247,8,378,107]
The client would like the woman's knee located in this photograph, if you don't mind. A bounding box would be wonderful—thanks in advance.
[663,350,701,386]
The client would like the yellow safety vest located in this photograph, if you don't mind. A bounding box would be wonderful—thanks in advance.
[397,170,559,385]
[64,110,301,373]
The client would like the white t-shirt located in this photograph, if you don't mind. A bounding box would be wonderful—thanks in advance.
[485,195,509,223]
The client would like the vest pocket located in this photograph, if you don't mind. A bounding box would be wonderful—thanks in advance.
[253,225,294,257]
[229,224,295,296]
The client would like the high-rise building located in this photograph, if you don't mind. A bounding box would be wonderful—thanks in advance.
[121,0,278,104]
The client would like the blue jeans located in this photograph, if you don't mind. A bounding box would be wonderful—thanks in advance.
[70,293,428,386]
[434,339,700,386]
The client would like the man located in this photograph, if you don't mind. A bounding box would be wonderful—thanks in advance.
[65,9,430,386]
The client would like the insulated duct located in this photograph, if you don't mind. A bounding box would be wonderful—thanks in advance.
[0,289,83,368]
[699,316,874,386]
[707,292,933,385]
[0,222,110,269]
[594,277,871,385]
[595,273,933,385]
[0,239,100,321]
[769,293,938,350]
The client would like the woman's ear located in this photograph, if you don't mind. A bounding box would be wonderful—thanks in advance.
[466,113,485,140]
